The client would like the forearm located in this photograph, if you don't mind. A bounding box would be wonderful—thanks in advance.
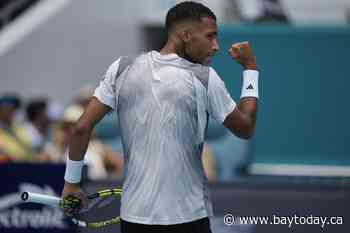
[64,123,92,184]
[225,41,260,139]
[237,97,258,136]
[223,70,259,139]
[64,98,110,184]
[68,123,92,161]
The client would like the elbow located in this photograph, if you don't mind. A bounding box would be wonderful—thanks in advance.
[239,130,254,140]
[224,113,256,140]
[235,125,255,140]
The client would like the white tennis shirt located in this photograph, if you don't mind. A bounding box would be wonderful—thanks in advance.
[94,51,236,225]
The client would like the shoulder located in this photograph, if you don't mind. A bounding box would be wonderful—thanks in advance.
[208,67,225,87]
[208,67,221,79]
[186,64,211,89]
[186,65,222,90]
[104,54,142,80]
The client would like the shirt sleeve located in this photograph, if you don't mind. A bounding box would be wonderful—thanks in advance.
[207,67,236,123]
[93,58,121,110]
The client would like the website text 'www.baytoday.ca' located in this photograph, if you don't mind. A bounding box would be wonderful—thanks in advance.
[224,214,344,228]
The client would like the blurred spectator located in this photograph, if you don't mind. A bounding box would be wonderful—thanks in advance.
[0,94,33,162]
[202,143,216,181]
[74,84,94,108]
[19,98,51,152]
[255,0,289,23]
[44,104,124,179]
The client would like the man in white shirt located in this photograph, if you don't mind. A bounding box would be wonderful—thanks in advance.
[61,2,259,233]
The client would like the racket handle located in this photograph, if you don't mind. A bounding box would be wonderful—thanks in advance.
[21,191,61,206]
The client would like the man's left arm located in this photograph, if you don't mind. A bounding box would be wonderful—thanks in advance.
[223,42,259,139]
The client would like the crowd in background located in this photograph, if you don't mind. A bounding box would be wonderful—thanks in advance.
[0,87,124,180]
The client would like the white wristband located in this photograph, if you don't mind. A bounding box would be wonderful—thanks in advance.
[64,158,84,183]
[241,70,259,99]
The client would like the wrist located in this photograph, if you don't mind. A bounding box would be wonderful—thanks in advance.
[243,62,258,70]
[242,56,258,70]
[64,158,84,184]
[241,70,259,99]
[244,65,258,71]
[64,181,81,186]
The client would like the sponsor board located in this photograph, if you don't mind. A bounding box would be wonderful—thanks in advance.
[0,163,74,233]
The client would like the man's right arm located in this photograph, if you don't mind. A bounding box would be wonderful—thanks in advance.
[61,97,111,211]
[61,58,120,213]
[68,97,111,161]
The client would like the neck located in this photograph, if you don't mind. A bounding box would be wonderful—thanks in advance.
[160,39,197,64]
[160,36,185,58]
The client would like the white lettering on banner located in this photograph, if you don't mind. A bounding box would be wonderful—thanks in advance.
[0,208,66,229]
[0,183,68,229]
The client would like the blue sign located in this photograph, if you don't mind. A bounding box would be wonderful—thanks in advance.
[0,163,75,233]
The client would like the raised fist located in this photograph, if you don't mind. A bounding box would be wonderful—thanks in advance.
[228,41,258,70]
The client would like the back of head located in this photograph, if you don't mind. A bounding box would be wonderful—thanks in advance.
[0,94,21,125]
[26,99,47,123]
[63,104,84,123]
[165,1,216,34]
[0,94,21,110]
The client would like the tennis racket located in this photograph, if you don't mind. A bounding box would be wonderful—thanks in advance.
[21,188,122,229]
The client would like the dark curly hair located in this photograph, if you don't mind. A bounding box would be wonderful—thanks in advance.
[165,1,216,33]
[26,99,47,122]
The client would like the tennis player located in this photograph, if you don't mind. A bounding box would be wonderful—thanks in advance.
[61,2,259,233]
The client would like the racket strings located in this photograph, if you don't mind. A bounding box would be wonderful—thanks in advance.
[95,188,122,197]
[80,188,122,213]
[60,188,122,228]
[79,196,115,213]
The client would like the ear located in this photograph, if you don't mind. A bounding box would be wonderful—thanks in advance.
[179,28,192,43]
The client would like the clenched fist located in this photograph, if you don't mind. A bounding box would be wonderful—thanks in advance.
[228,41,258,70]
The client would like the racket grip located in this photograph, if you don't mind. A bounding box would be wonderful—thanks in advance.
[21,191,61,206]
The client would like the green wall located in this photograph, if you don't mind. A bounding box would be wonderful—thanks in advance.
[212,25,350,165]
